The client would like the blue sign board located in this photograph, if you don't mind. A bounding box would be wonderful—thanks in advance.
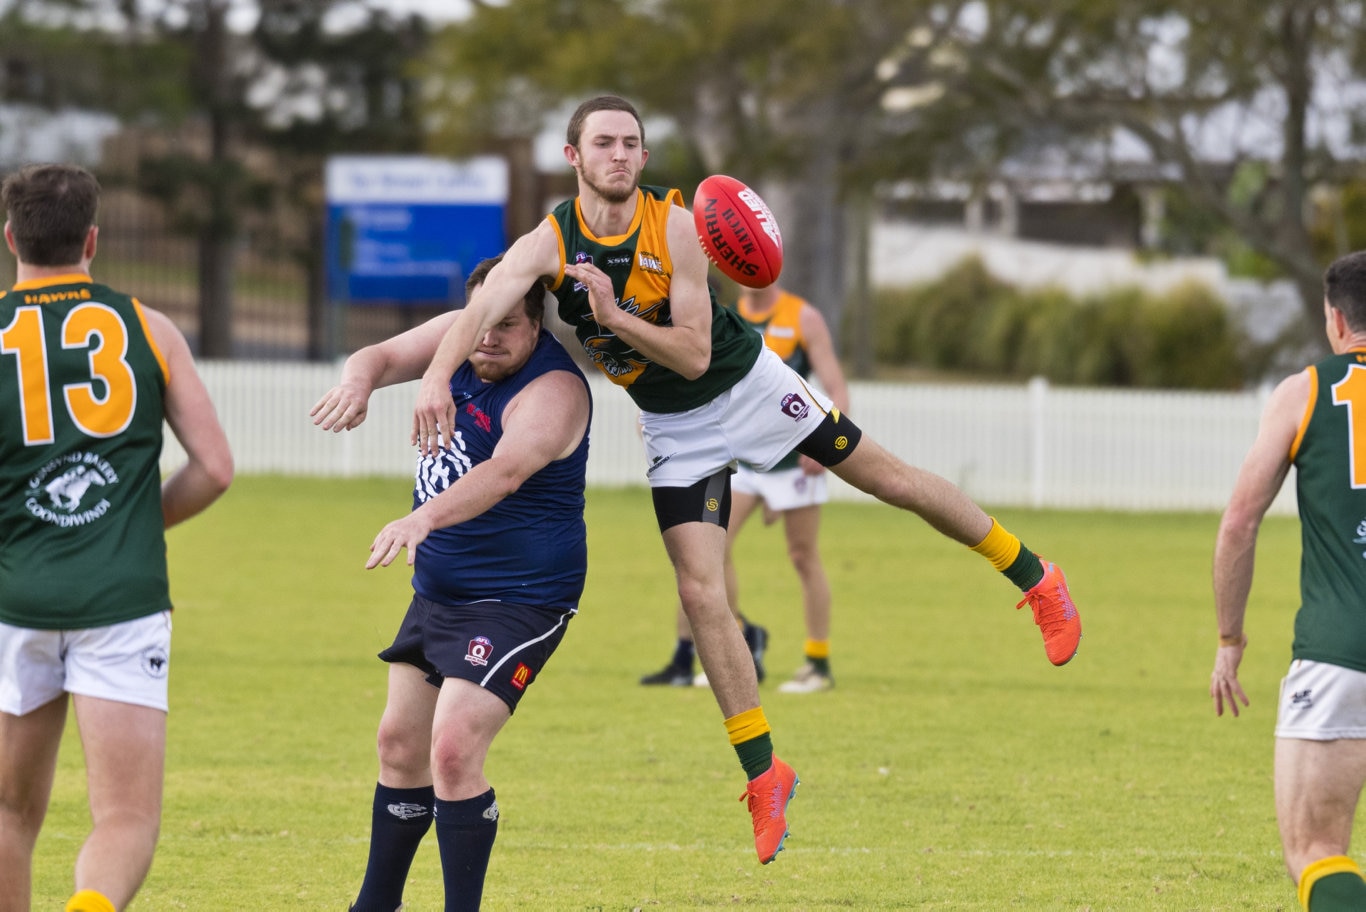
[325,156,508,305]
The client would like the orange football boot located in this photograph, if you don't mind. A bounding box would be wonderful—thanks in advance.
[740,755,799,864]
[1016,560,1081,665]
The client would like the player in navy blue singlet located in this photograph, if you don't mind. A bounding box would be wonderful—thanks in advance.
[312,256,591,912]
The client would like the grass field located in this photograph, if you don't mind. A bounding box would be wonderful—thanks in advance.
[27,476,1325,910]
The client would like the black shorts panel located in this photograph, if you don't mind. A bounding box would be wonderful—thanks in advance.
[379,594,573,713]
[796,408,863,467]
[651,468,733,533]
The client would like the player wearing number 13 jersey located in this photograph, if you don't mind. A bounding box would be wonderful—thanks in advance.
[0,274,172,629]
[0,163,232,912]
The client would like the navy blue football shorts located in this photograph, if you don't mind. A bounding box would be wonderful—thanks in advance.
[379,593,574,713]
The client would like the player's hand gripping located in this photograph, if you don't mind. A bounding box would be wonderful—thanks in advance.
[1210,634,1250,717]
[562,261,619,330]
[412,373,456,457]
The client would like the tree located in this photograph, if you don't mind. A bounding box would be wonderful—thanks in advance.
[897,0,1366,349]
[2,0,429,358]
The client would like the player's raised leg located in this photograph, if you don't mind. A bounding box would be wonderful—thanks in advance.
[825,431,1081,665]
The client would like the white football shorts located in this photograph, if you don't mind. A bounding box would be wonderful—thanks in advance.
[0,611,172,716]
[1274,659,1366,740]
[639,347,836,488]
[732,463,829,512]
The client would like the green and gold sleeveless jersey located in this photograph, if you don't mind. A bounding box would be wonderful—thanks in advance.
[735,290,813,472]
[0,274,172,629]
[1290,348,1366,672]
[546,185,762,413]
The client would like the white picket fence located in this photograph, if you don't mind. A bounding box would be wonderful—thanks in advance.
[162,361,1295,516]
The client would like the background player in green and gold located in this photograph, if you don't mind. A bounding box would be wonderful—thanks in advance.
[0,164,233,912]
[1212,248,1366,911]
[641,281,851,693]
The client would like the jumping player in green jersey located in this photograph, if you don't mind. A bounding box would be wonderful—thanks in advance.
[0,164,233,912]
[1212,249,1366,911]
[412,95,1082,867]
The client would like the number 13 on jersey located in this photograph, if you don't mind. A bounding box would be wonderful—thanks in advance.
[1,302,138,446]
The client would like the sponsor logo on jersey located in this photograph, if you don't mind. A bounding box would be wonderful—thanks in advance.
[638,251,665,274]
[571,252,593,292]
[464,401,492,433]
[511,662,532,691]
[465,635,494,667]
[387,802,430,821]
[780,392,810,421]
[1354,519,1366,558]
[605,252,632,268]
[23,451,118,528]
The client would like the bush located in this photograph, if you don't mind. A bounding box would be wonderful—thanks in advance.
[865,257,1251,389]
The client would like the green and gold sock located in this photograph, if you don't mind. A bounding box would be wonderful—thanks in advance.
[804,638,831,675]
[971,517,1044,591]
[1299,856,1366,910]
[726,706,774,780]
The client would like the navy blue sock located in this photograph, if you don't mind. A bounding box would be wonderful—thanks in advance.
[434,789,500,912]
[352,783,434,912]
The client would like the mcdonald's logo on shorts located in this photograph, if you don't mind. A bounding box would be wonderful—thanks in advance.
[511,663,532,691]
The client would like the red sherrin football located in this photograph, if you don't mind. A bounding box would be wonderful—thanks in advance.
[692,174,783,288]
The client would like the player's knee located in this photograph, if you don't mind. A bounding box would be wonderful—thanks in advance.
[376,720,428,777]
[430,730,481,784]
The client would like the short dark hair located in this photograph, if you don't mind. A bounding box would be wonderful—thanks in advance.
[1,163,100,266]
[566,95,644,149]
[1325,251,1366,332]
[465,254,546,324]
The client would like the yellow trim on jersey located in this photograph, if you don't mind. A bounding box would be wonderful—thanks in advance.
[725,706,772,745]
[546,216,568,291]
[1290,366,1318,462]
[1298,854,1364,910]
[132,299,170,384]
[739,290,806,362]
[11,272,92,292]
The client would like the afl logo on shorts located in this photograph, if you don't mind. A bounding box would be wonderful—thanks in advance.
[141,647,169,680]
[780,392,810,421]
[465,636,494,667]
